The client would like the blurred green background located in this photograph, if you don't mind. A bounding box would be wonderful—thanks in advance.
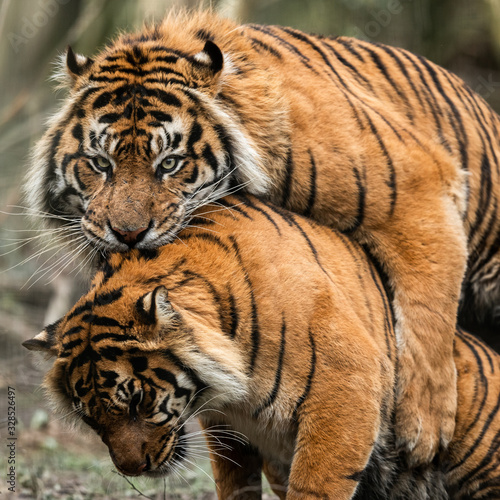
[1,0,500,498]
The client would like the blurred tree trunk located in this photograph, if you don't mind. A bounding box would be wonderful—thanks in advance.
[487,0,500,63]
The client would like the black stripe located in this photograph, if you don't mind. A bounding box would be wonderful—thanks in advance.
[93,92,113,109]
[61,325,84,340]
[161,349,207,395]
[469,150,493,244]
[201,143,218,175]
[321,41,374,91]
[281,148,294,208]
[248,24,320,75]
[90,332,136,343]
[229,236,260,375]
[152,368,191,399]
[292,329,316,420]
[94,287,124,307]
[344,166,365,232]
[366,258,394,361]
[215,198,253,220]
[212,122,236,173]
[360,108,397,216]
[470,203,500,276]
[234,195,281,235]
[82,315,123,328]
[418,55,469,171]
[184,164,199,184]
[303,150,317,217]
[252,315,286,418]
[332,37,365,62]
[181,269,225,330]
[397,50,451,152]
[145,88,182,108]
[99,113,121,124]
[180,232,232,254]
[448,332,491,472]
[227,288,239,339]
[186,122,203,157]
[249,36,282,59]
[376,44,426,112]
[360,43,413,118]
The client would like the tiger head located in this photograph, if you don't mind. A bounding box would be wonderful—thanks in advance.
[26,12,283,253]
[23,258,248,477]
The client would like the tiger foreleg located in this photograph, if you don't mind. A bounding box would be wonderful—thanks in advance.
[367,192,467,466]
[286,339,384,500]
[262,459,288,499]
[200,418,263,500]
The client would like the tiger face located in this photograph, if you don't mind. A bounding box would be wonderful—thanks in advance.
[23,280,247,477]
[24,269,248,478]
[28,36,268,252]
[65,348,198,478]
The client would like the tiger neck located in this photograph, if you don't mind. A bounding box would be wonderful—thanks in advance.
[212,30,293,199]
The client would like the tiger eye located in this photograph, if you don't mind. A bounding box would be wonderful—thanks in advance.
[96,156,111,169]
[160,157,180,173]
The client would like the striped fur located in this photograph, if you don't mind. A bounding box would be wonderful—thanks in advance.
[25,10,500,462]
[24,196,500,499]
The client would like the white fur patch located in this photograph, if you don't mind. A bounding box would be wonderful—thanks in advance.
[189,88,271,195]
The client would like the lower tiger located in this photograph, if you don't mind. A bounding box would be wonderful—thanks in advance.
[24,195,500,500]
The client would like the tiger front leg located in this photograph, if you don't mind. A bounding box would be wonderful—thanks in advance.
[200,418,263,500]
[367,192,467,466]
[286,346,385,500]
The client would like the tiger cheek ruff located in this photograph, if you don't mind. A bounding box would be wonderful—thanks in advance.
[23,195,500,499]
[24,6,500,482]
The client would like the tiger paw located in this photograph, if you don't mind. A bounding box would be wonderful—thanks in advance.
[394,350,457,466]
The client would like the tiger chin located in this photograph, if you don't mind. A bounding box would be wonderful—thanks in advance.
[24,196,500,499]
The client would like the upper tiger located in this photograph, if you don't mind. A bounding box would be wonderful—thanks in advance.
[25,9,500,465]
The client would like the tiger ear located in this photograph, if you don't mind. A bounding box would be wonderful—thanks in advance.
[23,318,61,357]
[66,46,94,80]
[192,40,224,75]
[139,286,175,325]
[22,329,58,357]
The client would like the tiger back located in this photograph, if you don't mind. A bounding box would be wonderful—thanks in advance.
[24,195,500,500]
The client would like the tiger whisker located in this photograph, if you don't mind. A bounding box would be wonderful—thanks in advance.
[23,234,89,280]
[180,456,215,485]
[187,428,248,446]
[172,386,210,427]
[1,232,87,274]
[189,201,245,218]
[4,205,80,223]
[173,391,232,433]
[41,240,95,287]
[24,237,91,289]
[184,224,221,235]
[182,427,248,445]
[186,213,224,226]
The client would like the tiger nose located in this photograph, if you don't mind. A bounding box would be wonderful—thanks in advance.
[109,450,149,476]
[111,226,149,247]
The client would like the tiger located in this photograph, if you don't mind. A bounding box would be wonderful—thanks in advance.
[24,9,500,464]
[23,195,500,500]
